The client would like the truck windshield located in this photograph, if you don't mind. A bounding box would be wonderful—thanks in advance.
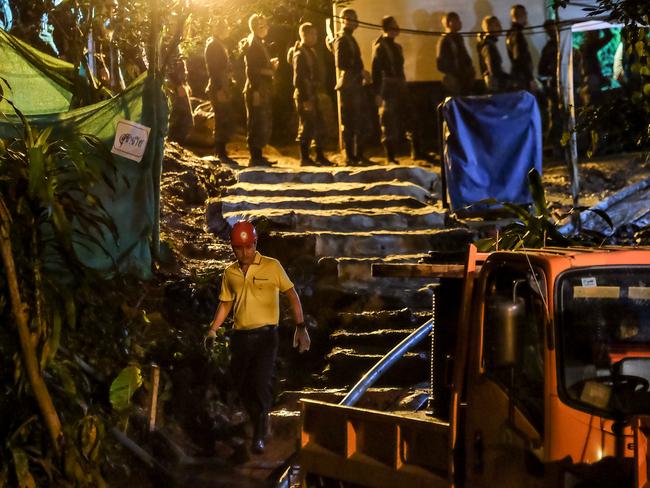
[557,267,650,417]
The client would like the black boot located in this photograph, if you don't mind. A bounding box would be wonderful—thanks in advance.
[249,147,271,167]
[299,141,315,166]
[216,142,236,164]
[355,144,373,165]
[251,413,268,454]
[344,139,356,165]
[315,147,333,166]
[384,142,398,164]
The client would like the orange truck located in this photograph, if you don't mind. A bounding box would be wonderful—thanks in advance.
[298,246,650,487]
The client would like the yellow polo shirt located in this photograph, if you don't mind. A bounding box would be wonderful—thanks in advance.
[219,252,294,330]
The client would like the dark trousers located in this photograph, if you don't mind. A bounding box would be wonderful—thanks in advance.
[230,326,278,435]
[210,97,233,146]
[245,89,272,151]
[295,97,325,147]
[339,85,364,153]
[379,88,409,146]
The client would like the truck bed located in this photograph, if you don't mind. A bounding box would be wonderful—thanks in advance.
[300,399,450,487]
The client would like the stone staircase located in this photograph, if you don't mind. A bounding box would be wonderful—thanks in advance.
[207,163,473,391]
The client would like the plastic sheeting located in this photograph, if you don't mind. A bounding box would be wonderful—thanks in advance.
[560,178,650,236]
[0,72,168,278]
[0,28,76,114]
[441,91,543,211]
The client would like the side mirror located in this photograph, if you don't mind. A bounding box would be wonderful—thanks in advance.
[486,293,525,369]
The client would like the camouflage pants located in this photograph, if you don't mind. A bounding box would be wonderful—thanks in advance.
[245,88,272,150]
[295,96,326,147]
[379,88,410,145]
[210,97,233,146]
[339,85,364,147]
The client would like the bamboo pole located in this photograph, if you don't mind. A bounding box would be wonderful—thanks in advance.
[148,364,160,432]
[0,197,62,453]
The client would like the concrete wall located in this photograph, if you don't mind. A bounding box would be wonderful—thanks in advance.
[336,0,549,82]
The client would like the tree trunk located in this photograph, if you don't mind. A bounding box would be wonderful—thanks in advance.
[0,197,62,453]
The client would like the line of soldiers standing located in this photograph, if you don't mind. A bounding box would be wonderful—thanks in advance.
[200,7,596,167]
[203,10,418,167]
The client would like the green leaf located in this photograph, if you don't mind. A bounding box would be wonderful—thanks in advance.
[109,365,143,412]
[11,448,36,488]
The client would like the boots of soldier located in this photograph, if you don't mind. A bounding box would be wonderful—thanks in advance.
[384,142,398,164]
[299,141,315,166]
[249,147,271,167]
[315,147,333,166]
[216,142,236,165]
[355,144,373,166]
[344,139,356,166]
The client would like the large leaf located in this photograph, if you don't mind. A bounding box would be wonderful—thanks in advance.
[109,366,143,412]
[11,448,36,488]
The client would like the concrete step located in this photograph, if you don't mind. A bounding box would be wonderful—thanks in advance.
[260,228,474,260]
[236,165,440,191]
[219,206,447,232]
[219,194,428,214]
[226,181,433,203]
[331,329,422,349]
[277,387,411,411]
[302,284,435,314]
[335,254,428,282]
[324,348,429,387]
[336,308,431,331]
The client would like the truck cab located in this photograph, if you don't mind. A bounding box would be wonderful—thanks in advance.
[299,246,650,487]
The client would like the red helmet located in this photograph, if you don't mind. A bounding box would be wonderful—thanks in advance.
[230,221,257,246]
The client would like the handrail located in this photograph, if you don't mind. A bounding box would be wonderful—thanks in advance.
[340,317,434,407]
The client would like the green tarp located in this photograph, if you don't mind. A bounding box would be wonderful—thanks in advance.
[0,28,75,115]
[0,32,167,278]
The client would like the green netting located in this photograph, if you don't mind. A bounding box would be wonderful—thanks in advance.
[0,34,167,279]
[0,29,76,114]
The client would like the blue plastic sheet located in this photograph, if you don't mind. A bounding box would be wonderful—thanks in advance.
[442,91,542,211]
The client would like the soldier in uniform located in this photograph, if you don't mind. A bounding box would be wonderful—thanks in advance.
[205,18,235,164]
[167,47,194,144]
[290,23,332,166]
[506,5,536,92]
[332,8,371,165]
[478,16,510,93]
[243,14,279,166]
[371,16,408,163]
[436,12,475,96]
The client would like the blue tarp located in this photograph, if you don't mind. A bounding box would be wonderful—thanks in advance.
[442,91,542,211]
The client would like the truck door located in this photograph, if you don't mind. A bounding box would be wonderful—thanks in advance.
[464,263,547,488]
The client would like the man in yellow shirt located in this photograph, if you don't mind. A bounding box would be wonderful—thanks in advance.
[206,221,310,453]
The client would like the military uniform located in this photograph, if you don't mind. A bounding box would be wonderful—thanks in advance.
[205,36,233,160]
[371,35,408,161]
[506,22,534,91]
[291,42,329,164]
[333,28,366,163]
[436,33,475,96]
[478,34,510,93]
[167,53,194,143]
[243,35,274,162]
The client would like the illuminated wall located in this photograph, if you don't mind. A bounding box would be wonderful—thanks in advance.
[337,0,548,82]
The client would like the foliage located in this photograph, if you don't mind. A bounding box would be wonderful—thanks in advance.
[577,2,650,156]
[0,98,122,484]
[476,169,613,251]
[109,366,143,412]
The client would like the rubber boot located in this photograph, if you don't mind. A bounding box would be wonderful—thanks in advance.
[344,139,356,165]
[249,147,271,167]
[299,141,315,166]
[384,141,398,164]
[315,147,333,166]
[216,142,236,165]
[251,413,268,454]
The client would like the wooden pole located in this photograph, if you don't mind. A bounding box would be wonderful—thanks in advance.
[148,364,160,432]
[0,197,62,453]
